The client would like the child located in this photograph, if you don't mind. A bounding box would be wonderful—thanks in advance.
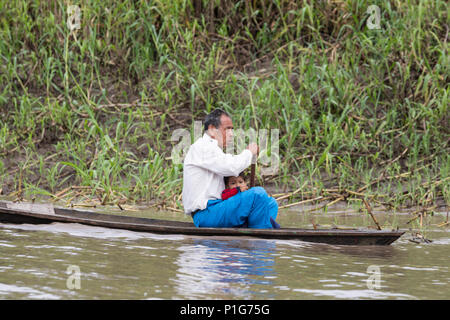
[221,175,248,200]
[222,173,280,229]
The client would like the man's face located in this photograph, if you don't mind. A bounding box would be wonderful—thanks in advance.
[210,114,233,148]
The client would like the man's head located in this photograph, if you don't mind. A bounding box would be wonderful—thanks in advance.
[224,174,248,192]
[204,109,233,148]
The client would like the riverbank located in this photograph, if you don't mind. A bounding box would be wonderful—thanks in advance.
[0,1,448,213]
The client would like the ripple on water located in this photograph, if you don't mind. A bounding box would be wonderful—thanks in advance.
[291,288,418,299]
[0,242,16,248]
[0,222,185,241]
[0,283,60,299]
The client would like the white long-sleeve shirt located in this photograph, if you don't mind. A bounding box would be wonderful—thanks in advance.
[182,133,253,214]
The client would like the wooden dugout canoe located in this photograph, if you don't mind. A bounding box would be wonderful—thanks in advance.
[0,200,404,245]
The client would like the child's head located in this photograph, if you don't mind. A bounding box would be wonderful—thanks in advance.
[224,174,248,192]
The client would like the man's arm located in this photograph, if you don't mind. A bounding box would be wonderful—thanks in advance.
[193,147,252,177]
[188,143,258,177]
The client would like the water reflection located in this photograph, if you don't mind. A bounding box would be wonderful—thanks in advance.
[314,243,401,260]
[174,239,277,299]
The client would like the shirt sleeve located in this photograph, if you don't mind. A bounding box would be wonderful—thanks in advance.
[192,144,253,177]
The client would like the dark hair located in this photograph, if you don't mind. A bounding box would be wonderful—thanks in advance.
[224,172,245,186]
[204,109,230,132]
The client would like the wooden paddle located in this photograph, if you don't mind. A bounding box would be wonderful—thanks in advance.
[249,146,258,187]
[250,161,256,188]
[249,85,258,189]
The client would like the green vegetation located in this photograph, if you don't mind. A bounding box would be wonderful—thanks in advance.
[0,0,448,213]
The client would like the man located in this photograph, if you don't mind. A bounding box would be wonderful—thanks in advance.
[182,109,278,229]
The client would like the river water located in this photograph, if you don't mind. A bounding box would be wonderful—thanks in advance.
[0,205,448,300]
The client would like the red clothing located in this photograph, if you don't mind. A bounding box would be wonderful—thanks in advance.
[221,187,239,200]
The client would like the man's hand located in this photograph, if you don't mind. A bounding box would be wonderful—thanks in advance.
[247,143,259,156]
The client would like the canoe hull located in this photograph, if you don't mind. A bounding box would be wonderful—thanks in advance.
[0,201,404,245]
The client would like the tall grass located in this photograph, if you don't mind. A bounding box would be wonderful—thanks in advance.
[0,0,448,211]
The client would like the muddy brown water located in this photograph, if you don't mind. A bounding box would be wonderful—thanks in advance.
[0,203,448,299]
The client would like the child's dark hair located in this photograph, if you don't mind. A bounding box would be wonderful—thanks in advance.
[224,172,245,186]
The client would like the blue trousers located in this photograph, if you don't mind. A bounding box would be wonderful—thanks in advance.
[192,187,278,229]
